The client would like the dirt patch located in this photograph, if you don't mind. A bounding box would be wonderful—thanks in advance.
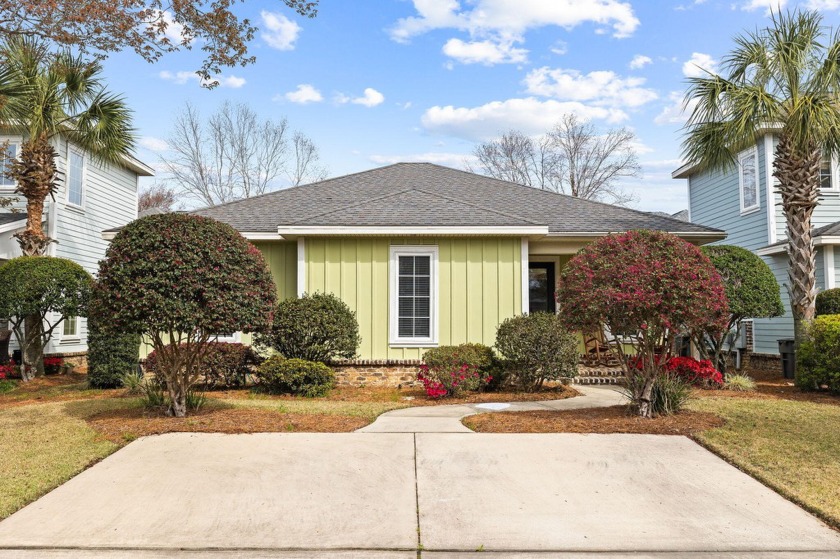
[464,405,724,435]
[699,378,840,406]
[211,385,578,405]
[86,406,368,443]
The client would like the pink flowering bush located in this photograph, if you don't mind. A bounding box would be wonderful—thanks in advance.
[557,230,728,417]
[417,362,488,399]
[629,355,723,388]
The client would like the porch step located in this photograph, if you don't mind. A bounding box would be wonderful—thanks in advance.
[573,375,626,386]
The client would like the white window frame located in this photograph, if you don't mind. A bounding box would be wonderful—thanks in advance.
[60,315,79,343]
[0,139,20,191]
[66,148,86,209]
[819,152,839,194]
[738,147,760,214]
[389,245,439,347]
[211,332,241,343]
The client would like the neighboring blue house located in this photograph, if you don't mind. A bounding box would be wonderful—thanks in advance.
[673,130,840,357]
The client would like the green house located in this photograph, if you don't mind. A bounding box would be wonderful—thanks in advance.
[194,163,724,374]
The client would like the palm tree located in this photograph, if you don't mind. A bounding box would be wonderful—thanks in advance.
[682,9,840,362]
[0,38,135,377]
[0,37,135,255]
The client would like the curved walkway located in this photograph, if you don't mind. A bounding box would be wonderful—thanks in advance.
[356,385,627,433]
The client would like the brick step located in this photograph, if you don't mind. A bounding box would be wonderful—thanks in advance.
[573,375,627,385]
[577,369,626,377]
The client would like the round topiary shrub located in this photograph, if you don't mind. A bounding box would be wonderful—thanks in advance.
[255,292,360,363]
[254,356,335,397]
[0,256,92,381]
[816,288,840,316]
[87,311,141,389]
[92,213,276,417]
[494,312,578,392]
[557,230,728,417]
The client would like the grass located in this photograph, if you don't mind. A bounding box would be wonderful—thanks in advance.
[689,395,840,529]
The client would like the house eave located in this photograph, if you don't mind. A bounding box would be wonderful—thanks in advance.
[757,235,840,256]
[275,225,550,238]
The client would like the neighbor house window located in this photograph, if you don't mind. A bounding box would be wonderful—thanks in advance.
[390,245,438,346]
[62,316,78,338]
[68,150,84,206]
[739,147,759,213]
[0,143,17,187]
[820,152,838,192]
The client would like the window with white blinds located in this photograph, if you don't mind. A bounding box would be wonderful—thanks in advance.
[390,246,438,346]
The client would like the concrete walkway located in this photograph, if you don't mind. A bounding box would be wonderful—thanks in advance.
[356,384,627,433]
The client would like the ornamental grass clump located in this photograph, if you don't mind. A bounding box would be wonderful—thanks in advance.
[557,230,729,417]
[92,213,276,417]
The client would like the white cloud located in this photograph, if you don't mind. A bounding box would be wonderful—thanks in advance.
[390,0,640,42]
[139,136,169,152]
[147,10,192,45]
[806,0,840,7]
[421,97,628,141]
[551,41,568,55]
[159,70,246,88]
[282,84,323,104]
[442,38,528,65]
[261,10,301,50]
[337,88,385,107]
[654,91,697,125]
[524,67,658,108]
[629,54,652,69]
[369,152,475,168]
[682,52,717,78]
[741,0,787,11]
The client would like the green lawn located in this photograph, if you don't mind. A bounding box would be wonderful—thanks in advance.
[689,396,840,529]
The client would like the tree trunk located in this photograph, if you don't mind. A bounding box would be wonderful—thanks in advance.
[9,133,59,256]
[773,134,820,377]
[22,315,45,379]
[167,379,187,418]
[637,375,655,418]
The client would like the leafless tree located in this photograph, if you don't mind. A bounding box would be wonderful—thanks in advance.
[138,182,182,213]
[162,101,327,207]
[469,114,641,206]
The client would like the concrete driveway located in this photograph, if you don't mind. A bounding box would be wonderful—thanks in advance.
[0,432,838,558]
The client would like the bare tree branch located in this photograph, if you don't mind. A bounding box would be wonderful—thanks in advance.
[470,115,641,206]
[161,101,328,206]
[138,182,182,213]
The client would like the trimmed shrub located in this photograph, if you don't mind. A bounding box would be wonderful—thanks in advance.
[87,313,141,389]
[254,356,335,397]
[797,315,840,393]
[417,343,497,398]
[145,342,261,390]
[495,312,578,392]
[92,213,276,417]
[557,230,728,416]
[256,292,360,363]
[816,288,840,316]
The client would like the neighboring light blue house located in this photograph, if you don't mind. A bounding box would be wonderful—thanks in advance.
[673,130,840,357]
[0,133,154,358]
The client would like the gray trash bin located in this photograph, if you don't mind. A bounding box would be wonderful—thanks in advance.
[778,338,795,379]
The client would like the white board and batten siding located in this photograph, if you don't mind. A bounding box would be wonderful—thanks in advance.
[0,134,145,355]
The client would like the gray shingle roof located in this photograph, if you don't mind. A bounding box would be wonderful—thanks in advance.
[194,163,723,236]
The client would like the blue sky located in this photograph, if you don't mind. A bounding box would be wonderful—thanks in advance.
[98,0,840,212]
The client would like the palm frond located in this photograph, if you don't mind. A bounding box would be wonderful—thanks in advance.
[66,91,136,165]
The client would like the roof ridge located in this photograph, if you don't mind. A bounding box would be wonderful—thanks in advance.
[287,187,416,224]
[419,162,722,231]
[192,163,408,214]
[410,187,542,226]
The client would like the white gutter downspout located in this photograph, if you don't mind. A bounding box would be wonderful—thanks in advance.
[520,238,529,314]
[826,246,836,289]
[765,134,777,244]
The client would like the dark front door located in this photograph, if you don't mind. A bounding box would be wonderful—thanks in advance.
[528,262,556,314]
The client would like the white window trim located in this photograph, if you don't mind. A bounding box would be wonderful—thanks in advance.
[819,152,840,195]
[66,147,86,209]
[212,332,241,343]
[59,315,80,344]
[738,147,760,215]
[0,138,20,192]
[389,245,439,348]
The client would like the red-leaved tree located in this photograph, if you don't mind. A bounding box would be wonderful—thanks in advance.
[92,213,276,417]
[557,230,728,417]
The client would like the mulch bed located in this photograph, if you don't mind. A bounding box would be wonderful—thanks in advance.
[696,376,840,406]
[464,405,724,435]
[86,406,368,443]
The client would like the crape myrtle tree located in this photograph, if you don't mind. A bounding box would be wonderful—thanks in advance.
[557,230,729,417]
[698,246,784,373]
[93,213,276,417]
[0,257,92,380]
[682,10,840,359]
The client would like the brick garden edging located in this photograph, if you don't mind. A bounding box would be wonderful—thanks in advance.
[327,359,422,387]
